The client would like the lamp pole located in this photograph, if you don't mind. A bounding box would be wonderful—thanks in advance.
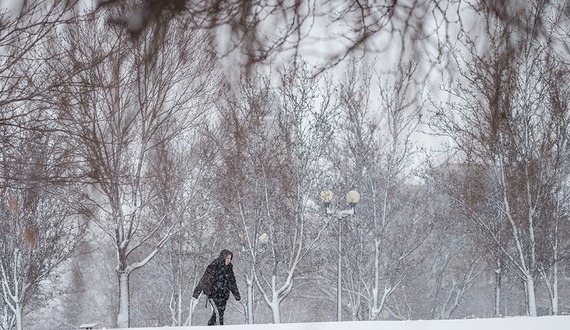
[320,190,360,322]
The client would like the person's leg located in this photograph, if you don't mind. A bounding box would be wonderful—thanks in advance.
[208,298,219,326]
[215,300,227,325]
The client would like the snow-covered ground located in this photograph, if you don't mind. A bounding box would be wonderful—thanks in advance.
[106,316,570,330]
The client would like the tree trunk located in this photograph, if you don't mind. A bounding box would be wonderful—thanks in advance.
[117,272,130,328]
[270,302,280,324]
[552,261,559,315]
[552,203,560,315]
[371,237,381,320]
[15,302,22,330]
[270,275,281,324]
[338,218,342,322]
[494,258,502,316]
[247,271,254,324]
[525,273,537,317]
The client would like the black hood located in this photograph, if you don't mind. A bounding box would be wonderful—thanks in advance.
[218,249,233,262]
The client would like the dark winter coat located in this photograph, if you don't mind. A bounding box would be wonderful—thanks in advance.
[192,249,240,303]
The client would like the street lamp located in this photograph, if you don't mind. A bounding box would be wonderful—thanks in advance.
[320,189,360,322]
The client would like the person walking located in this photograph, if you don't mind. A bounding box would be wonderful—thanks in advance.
[192,249,241,325]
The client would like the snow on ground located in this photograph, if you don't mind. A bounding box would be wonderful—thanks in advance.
[106,315,570,330]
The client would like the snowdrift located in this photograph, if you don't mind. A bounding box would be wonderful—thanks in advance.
[106,315,570,330]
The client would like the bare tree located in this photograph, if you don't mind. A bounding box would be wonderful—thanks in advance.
[208,70,277,324]
[140,129,218,327]
[430,0,570,316]
[422,162,490,318]
[536,46,570,317]
[248,62,337,323]
[332,58,430,321]
[0,119,88,330]
[54,13,219,327]
[210,61,336,323]
[91,0,474,75]
[0,0,79,108]
[5,0,568,83]
[0,3,92,329]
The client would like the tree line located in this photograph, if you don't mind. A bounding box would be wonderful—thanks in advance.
[1,0,570,329]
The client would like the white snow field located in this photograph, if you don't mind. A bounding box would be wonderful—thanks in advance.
[107,316,570,330]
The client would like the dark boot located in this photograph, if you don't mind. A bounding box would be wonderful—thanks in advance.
[207,312,216,326]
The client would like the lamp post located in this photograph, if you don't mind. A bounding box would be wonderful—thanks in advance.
[320,189,360,322]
